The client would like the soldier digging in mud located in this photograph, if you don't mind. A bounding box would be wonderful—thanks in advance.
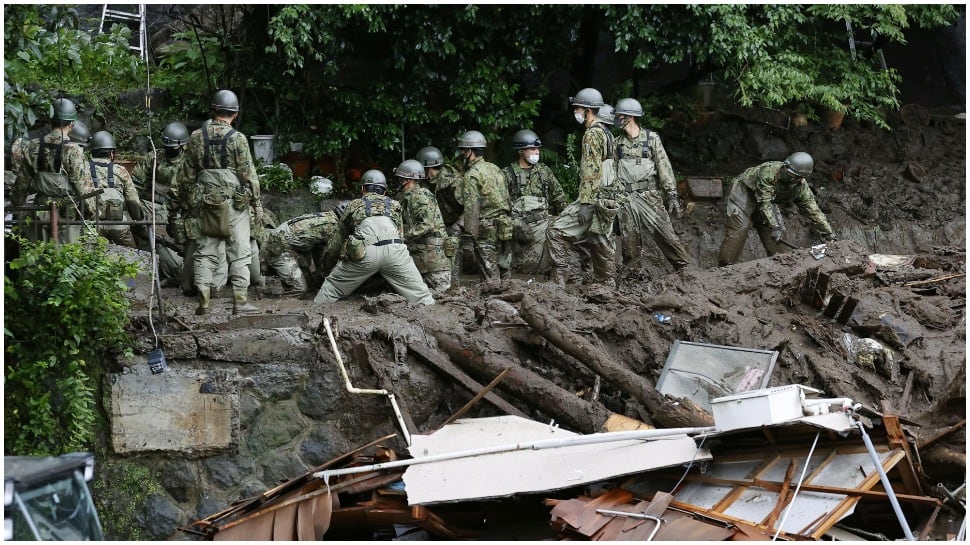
[717,151,836,266]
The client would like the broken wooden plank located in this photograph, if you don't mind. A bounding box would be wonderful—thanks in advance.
[917,419,966,450]
[442,368,512,425]
[408,341,528,419]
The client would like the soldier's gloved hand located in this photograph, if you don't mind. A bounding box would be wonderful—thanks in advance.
[771,227,785,243]
[665,191,682,218]
[821,232,837,243]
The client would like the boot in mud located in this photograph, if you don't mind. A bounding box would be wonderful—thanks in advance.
[232,288,260,315]
[195,287,211,316]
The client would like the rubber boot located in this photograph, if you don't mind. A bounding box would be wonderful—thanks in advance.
[195,287,210,316]
[232,287,260,315]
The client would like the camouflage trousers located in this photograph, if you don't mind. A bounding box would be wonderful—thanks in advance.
[617,190,689,270]
[422,270,452,295]
[545,202,615,285]
[267,248,307,294]
[465,223,511,282]
[193,205,251,290]
[314,242,435,305]
[717,179,782,266]
[510,217,552,275]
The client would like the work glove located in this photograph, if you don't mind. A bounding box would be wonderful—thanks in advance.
[771,227,785,243]
[665,191,682,219]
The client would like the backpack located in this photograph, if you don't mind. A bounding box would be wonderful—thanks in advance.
[90,161,126,220]
[197,127,242,237]
[615,130,657,192]
[32,141,73,197]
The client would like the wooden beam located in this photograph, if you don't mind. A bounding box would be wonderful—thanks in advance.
[408,341,528,419]
[442,368,512,425]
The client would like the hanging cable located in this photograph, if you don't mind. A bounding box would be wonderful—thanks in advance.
[772,431,820,541]
[143,33,164,349]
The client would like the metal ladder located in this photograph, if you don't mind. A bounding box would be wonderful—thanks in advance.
[98,4,147,62]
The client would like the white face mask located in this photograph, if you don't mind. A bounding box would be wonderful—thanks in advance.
[574,111,585,125]
[526,153,540,165]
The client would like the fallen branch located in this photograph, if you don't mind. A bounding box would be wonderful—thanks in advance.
[903,273,965,287]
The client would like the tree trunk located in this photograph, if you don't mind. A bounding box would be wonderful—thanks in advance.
[432,330,615,434]
[519,292,714,428]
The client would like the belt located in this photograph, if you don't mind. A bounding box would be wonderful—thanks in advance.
[517,209,547,224]
[624,180,657,193]
[372,238,404,246]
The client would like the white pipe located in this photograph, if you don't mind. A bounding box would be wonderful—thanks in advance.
[323,317,411,446]
[596,509,663,540]
[313,426,715,481]
[773,431,820,541]
[855,419,915,540]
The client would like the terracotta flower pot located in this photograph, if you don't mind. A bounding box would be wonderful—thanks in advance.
[285,151,312,178]
[820,108,845,129]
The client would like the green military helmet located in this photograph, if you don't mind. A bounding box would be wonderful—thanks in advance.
[511,129,542,149]
[360,169,387,190]
[416,146,444,168]
[784,152,814,177]
[211,89,240,112]
[597,105,615,125]
[394,159,427,180]
[52,97,78,122]
[161,122,190,147]
[69,119,91,147]
[457,130,487,149]
[569,88,604,108]
[614,98,644,117]
[90,130,117,152]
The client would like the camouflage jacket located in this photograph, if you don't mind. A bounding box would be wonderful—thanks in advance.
[342,192,404,237]
[615,128,677,194]
[132,151,183,204]
[736,161,833,235]
[431,162,465,226]
[401,183,450,273]
[174,119,262,216]
[502,162,567,216]
[15,130,93,205]
[577,122,615,204]
[462,156,511,221]
[280,210,342,251]
[88,160,141,218]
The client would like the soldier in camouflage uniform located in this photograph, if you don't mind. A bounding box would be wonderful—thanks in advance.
[394,159,451,294]
[546,88,619,288]
[718,152,835,266]
[418,146,464,289]
[613,98,689,271]
[131,122,192,283]
[503,129,566,275]
[313,170,434,305]
[262,206,344,295]
[14,98,94,243]
[87,131,144,248]
[174,90,264,315]
[456,130,513,285]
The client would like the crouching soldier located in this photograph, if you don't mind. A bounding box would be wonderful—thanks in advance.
[313,170,434,305]
[262,204,345,295]
[394,159,452,294]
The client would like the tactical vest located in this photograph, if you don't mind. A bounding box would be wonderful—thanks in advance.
[90,161,126,220]
[199,126,242,197]
[616,130,658,193]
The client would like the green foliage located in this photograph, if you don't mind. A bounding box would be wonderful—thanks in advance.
[256,160,299,193]
[607,4,959,129]
[543,132,581,202]
[4,235,138,455]
[4,5,146,143]
[90,455,160,540]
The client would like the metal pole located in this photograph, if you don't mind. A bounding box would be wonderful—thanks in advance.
[856,419,915,540]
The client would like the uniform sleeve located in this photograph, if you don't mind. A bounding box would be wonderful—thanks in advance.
[406,190,438,240]
[793,181,834,235]
[231,133,261,201]
[391,200,404,233]
[117,167,144,220]
[754,165,781,229]
[650,134,677,194]
[173,132,203,211]
[577,128,605,202]
[542,164,567,215]
[63,144,94,200]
